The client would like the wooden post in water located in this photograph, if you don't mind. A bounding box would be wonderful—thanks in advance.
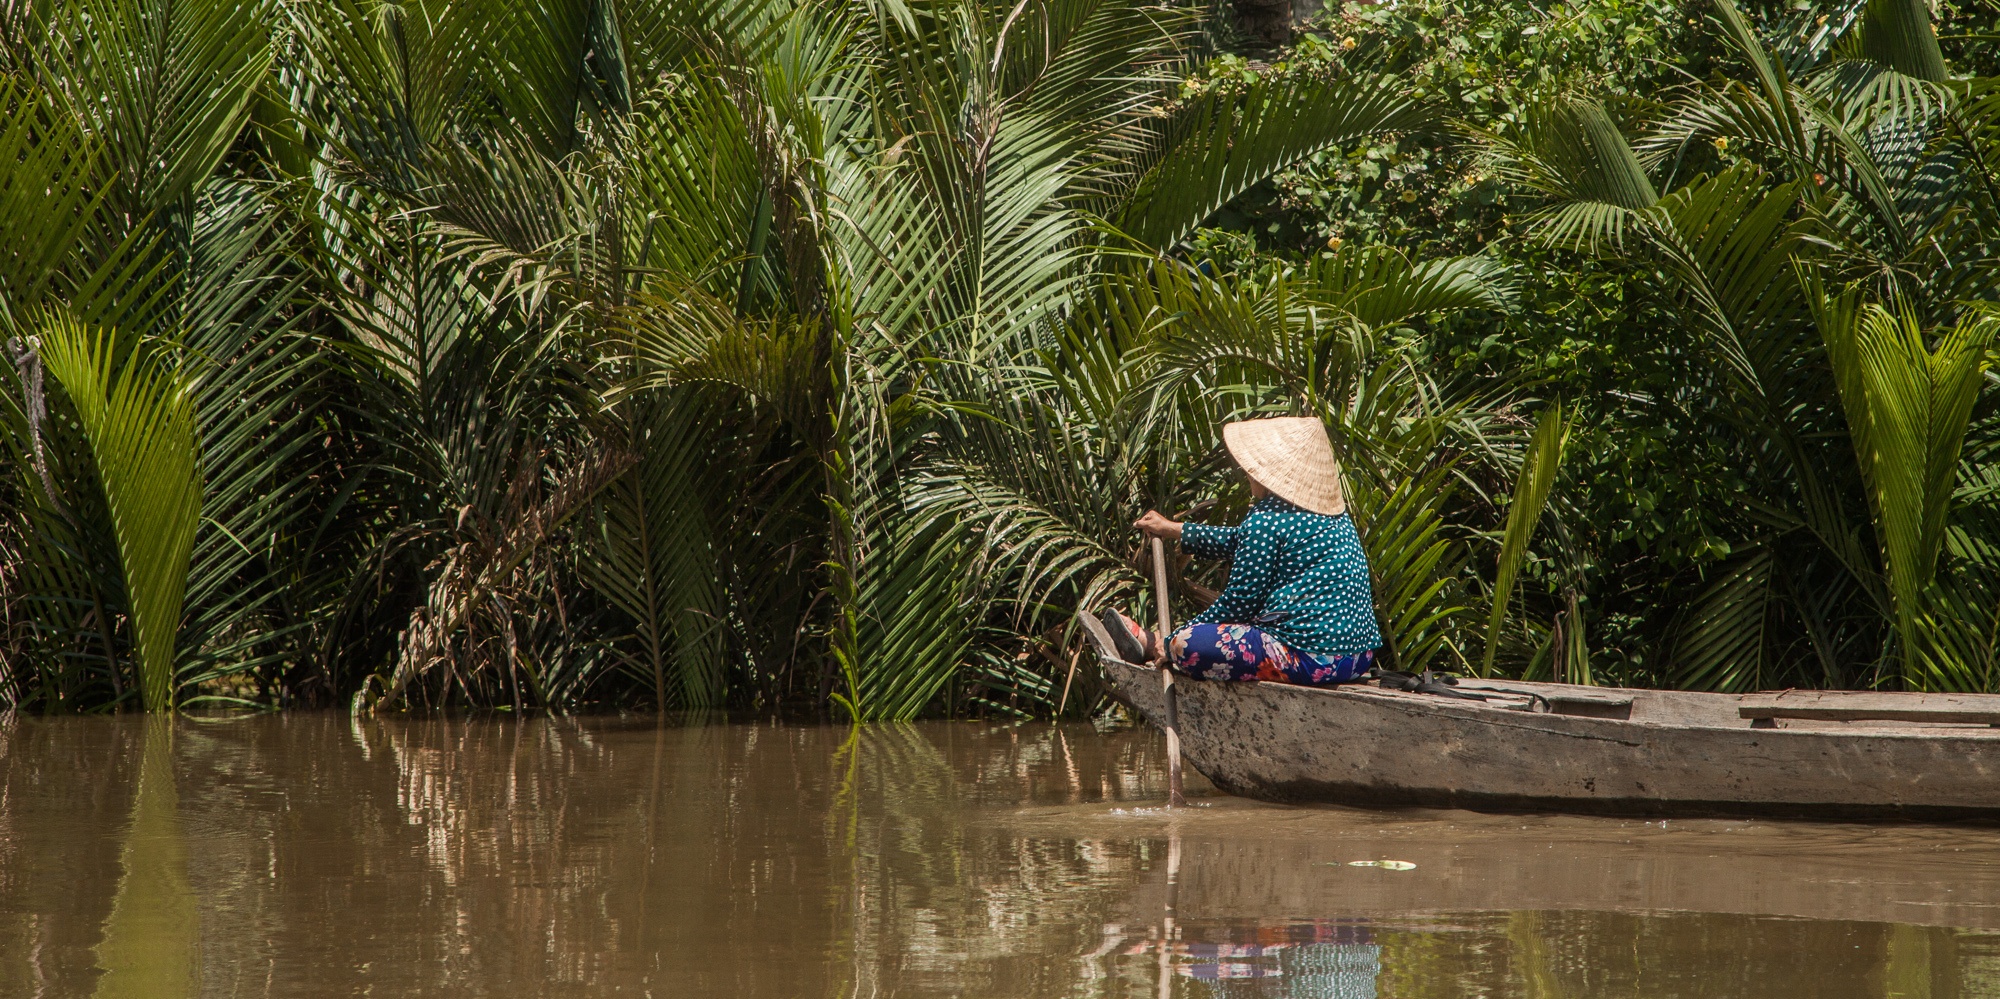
[1152,537,1185,808]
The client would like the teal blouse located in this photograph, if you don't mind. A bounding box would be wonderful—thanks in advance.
[1180,496,1383,657]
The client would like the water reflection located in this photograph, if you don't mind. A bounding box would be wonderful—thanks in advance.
[1,715,1999,997]
[93,719,197,998]
[1121,919,1379,992]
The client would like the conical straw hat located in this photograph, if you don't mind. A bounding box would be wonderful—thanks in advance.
[1221,417,1345,516]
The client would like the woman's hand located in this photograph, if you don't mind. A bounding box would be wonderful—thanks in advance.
[1133,510,1182,541]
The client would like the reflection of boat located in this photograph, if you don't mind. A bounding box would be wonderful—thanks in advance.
[1112,921,1379,991]
[1176,941,1378,988]
[1120,919,1377,983]
[1083,618,2000,820]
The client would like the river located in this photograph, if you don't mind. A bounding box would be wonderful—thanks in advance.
[2,714,1998,997]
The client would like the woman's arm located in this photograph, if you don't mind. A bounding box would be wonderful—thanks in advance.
[1137,510,1239,560]
[1179,522,1237,560]
[1188,512,1278,626]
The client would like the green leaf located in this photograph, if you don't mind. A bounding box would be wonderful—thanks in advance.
[1114,73,1434,251]
[835,506,982,722]
[1474,95,1655,252]
[1351,464,1471,676]
[36,314,203,711]
[0,74,104,322]
[1855,0,1946,85]
[1672,546,1774,692]
[34,0,273,219]
[1818,295,1997,684]
[581,389,728,709]
[1481,401,1569,678]
[1307,245,1518,329]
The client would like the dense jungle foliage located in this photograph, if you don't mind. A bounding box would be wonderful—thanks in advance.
[0,0,1996,717]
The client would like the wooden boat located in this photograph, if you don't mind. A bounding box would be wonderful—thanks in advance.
[1079,613,2000,820]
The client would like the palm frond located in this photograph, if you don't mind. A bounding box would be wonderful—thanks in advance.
[1824,302,1997,683]
[1920,498,2000,693]
[619,0,798,76]
[624,277,825,431]
[485,0,629,156]
[833,508,981,722]
[35,0,273,220]
[1852,0,1947,85]
[996,0,1197,166]
[0,74,103,323]
[1474,95,1655,252]
[1346,464,1470,676]
[1306,245,1518,329]
[580,389,728,709]
[1672,545,1774,692]
[1113,72,1433,252]
[1481,401,1569,677]
[170,184,320,696]
[280,0,491,181]
[35,314,202,711]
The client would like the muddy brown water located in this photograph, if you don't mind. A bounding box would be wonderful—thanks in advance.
[3,716,2000,997]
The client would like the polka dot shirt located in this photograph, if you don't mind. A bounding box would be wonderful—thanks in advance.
[1180,495,1383,657]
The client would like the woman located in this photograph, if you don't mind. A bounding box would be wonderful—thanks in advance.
[1105,416,1381,685]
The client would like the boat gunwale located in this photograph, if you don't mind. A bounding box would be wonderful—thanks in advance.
[1138,663,2000,744]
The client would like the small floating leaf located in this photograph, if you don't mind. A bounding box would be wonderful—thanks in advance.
[1345,860,1416,870]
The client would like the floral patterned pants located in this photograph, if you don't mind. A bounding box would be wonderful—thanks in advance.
[1167,623,1374,686]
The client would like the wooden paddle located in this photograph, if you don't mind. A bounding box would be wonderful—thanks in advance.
[1152,536,1186,808]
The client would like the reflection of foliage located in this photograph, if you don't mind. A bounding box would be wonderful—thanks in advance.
[93,719,196,999]
[824,723,1172,996]
[1373,910,1980,998]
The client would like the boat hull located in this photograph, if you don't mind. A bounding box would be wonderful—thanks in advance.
[1102,660,2000,820]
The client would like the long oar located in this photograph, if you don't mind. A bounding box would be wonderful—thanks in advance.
[1152,537,1186,808]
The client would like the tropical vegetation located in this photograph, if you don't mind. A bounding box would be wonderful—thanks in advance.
[0,0,1996,718]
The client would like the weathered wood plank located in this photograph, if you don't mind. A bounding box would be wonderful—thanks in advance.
[1541,690,1632,706]
[1741,706,2000,724]
[1739,691,2000,725]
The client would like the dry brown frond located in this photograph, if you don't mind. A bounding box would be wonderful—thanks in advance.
[367,443,639,712]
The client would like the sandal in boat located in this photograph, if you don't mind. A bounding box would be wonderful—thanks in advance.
[1076,610,1134,664]
[1416,672,1490,700]
[1372,668,1422,691]
[1100,610,1153,665]
[1374,667,1491,700]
